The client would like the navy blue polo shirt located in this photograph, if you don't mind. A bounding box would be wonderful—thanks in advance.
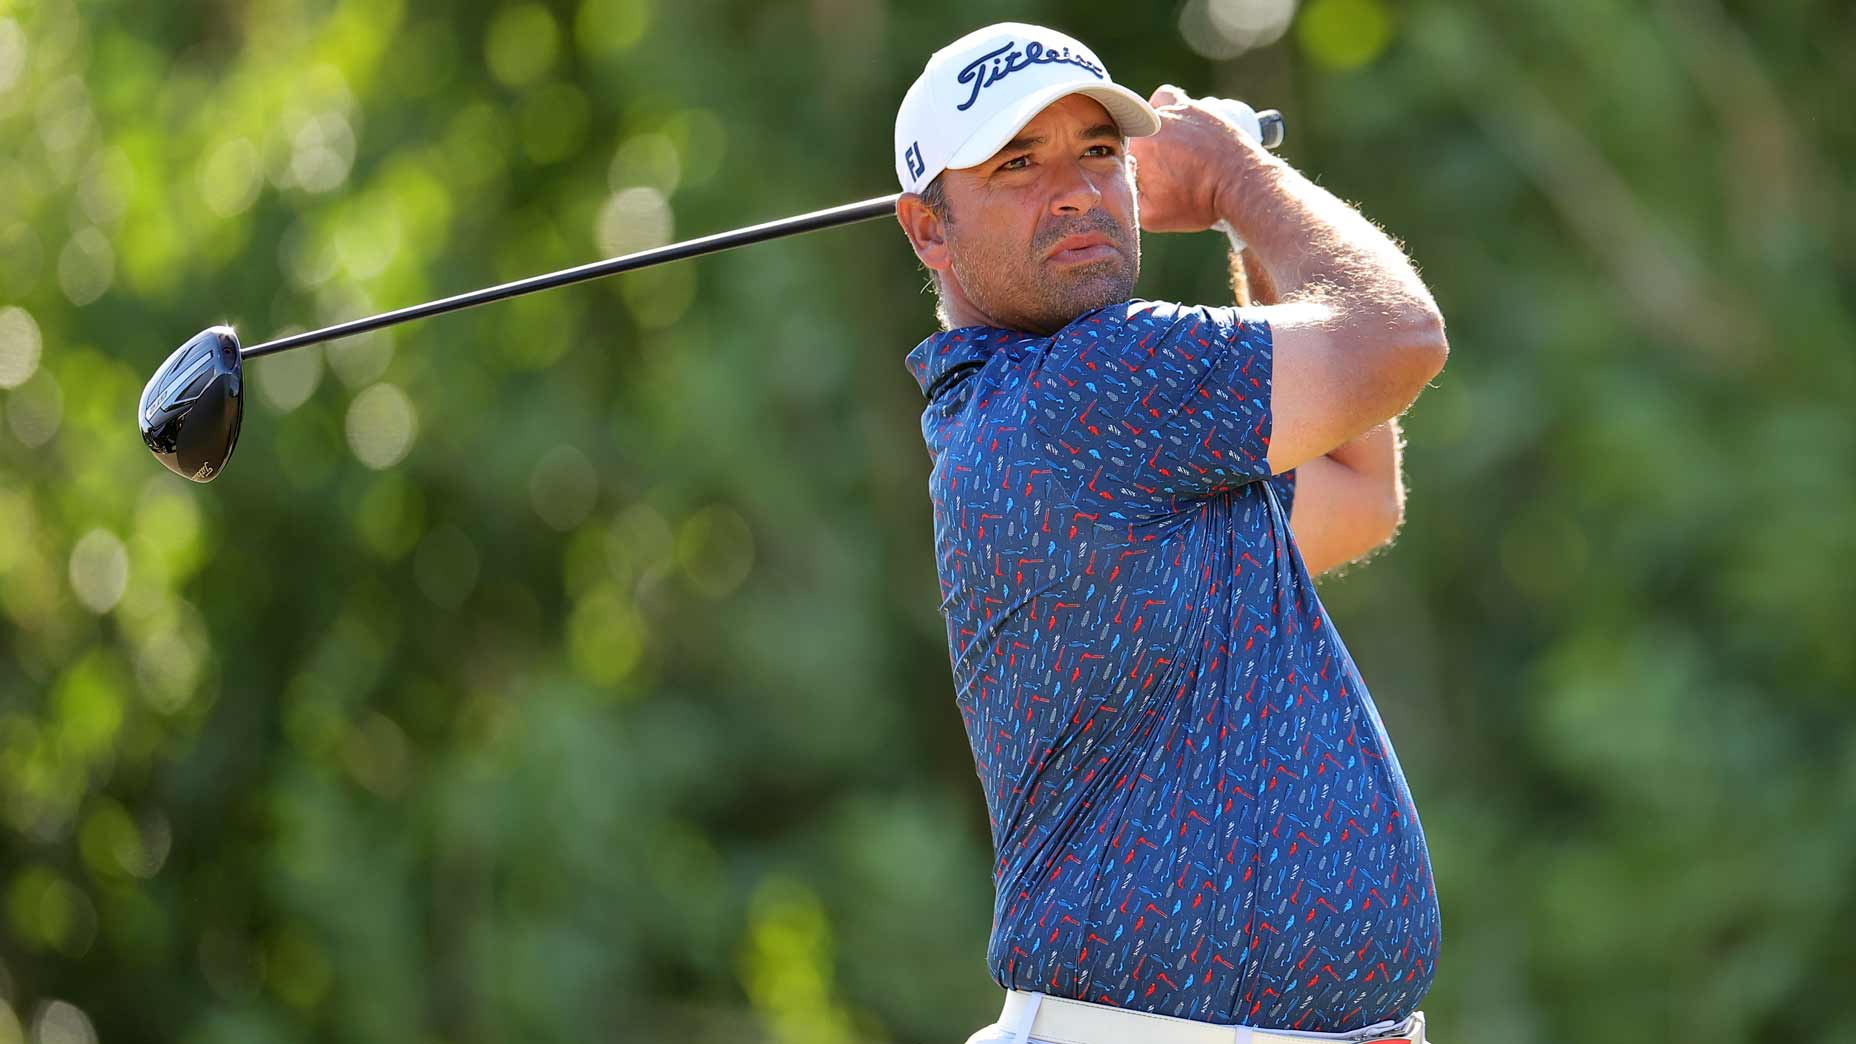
[907,300,1440,1032]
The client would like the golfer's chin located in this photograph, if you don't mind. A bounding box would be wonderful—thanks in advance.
[957,257,1135,335]
[1034,264,1135,330]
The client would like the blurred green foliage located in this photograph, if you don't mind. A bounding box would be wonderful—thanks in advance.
[0,0,1851,1041]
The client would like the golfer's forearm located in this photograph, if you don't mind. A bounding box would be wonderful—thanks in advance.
[1329,417,1404,520]
[1232,250,1416,485]
[1237,238,1408,529]
[1231,250,1415,490]
[1214,143,1444,343]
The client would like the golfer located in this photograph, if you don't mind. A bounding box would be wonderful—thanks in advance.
[894,23,1448,1044]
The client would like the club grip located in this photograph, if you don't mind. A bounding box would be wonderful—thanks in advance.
[1256,108,1285,150]
[1206,101,1287,252]
[1210,98,1287,151]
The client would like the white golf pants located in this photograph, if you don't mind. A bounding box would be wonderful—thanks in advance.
[965,990,1429,1044]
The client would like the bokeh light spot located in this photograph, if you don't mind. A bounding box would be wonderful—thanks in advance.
[331,199,403,281]
[132,478,207,585]
[78,800,139,880]
[325,331,394,388]
[132,603,211,716]
[442,103,513,188]
[355,475,426,560]
[77,148,131,226]
[1297,0,1393,70]
[68,529,128,614]
[0,306,42,388]
[31,1000,97,1044]
[345,383,418,470]
[620,263,696,328]
[253,341,325,413]
[279,221,340,290]
[0,489,33,572]
[607,502,674,592]
[0,221,43,299]
[662,109,726,187]
[0,538,59,629]
[288,113,357,194]
[530,444,598,531]
[567,582,644,688]
[495,293,576,371]
[741,875,858,1044]
[199,138,262,218]
[1180,0,1299,60]
[6,867,98,959]
[596,185,673,258]
[36,75,95,157]
[0,18,25,95]
[57,228,113,306]
[7,369,63,447]
[576,0,650,55]
[676,505,755,598]
[609,133,681,195]
[340,710,409,798]
[487,4,561,87]
[55,650,130,762]
[0,997,21,1043]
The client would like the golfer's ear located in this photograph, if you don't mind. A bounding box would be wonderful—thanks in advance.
[896,193,952,272]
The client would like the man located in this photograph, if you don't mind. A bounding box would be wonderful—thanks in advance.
[893,22,1449,1044]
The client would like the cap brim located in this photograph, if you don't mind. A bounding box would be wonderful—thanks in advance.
[944,81,1161,171]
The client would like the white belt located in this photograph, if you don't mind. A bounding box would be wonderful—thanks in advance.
[994,990,1426,1044]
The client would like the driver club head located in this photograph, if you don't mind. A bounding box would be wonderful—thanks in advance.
[139,326,244,483]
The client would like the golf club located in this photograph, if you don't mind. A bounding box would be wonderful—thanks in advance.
[139,108,1286,483]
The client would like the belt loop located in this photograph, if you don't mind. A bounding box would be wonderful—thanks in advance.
[1231,1026,1253,1044]
[1007,991,1043,1044]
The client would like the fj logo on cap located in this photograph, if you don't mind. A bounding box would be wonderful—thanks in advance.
[954,40,1105,112]
[904,142,925,179]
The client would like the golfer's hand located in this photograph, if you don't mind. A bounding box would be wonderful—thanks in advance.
[1130,85,1258,234]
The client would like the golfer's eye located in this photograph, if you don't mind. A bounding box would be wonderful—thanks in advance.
[1084,145,1117,157]
[999,155,1031,171]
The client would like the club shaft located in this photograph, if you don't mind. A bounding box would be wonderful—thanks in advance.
[240,108,1287,360]
[242,193,904,359]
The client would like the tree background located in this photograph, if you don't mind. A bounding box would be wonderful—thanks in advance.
[0,0,1851,1041]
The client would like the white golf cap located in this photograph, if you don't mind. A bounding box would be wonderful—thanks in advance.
[894,22,1161,195]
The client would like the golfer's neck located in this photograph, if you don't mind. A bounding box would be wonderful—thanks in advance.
[942,280,1029,334]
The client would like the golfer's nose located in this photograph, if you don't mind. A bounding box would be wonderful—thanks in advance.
[1049,158,1102,215]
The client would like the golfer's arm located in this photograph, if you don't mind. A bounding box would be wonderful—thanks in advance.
[1215,138,1446,474]
[1287,420,1404,575]
[1233,250,1406,576]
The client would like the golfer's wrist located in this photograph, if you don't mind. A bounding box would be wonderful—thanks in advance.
[1208,142,1279,246]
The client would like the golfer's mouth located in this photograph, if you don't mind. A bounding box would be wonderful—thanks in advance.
[1045,233,1118,265]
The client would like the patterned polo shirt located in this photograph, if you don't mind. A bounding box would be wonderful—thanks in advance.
[906,299,1440,1033]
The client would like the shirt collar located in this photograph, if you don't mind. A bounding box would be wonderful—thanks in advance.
[904,326,1030,398]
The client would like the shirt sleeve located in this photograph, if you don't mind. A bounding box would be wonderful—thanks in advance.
[1029,303,1276,507]
[1266,467,1297,518]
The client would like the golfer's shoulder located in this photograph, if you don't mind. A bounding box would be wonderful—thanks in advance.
[1057,299,1262,355]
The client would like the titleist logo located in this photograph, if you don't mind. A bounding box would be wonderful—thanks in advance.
[955,40,1104,112]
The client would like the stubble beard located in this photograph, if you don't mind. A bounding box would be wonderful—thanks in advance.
[948,202,1142,337]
